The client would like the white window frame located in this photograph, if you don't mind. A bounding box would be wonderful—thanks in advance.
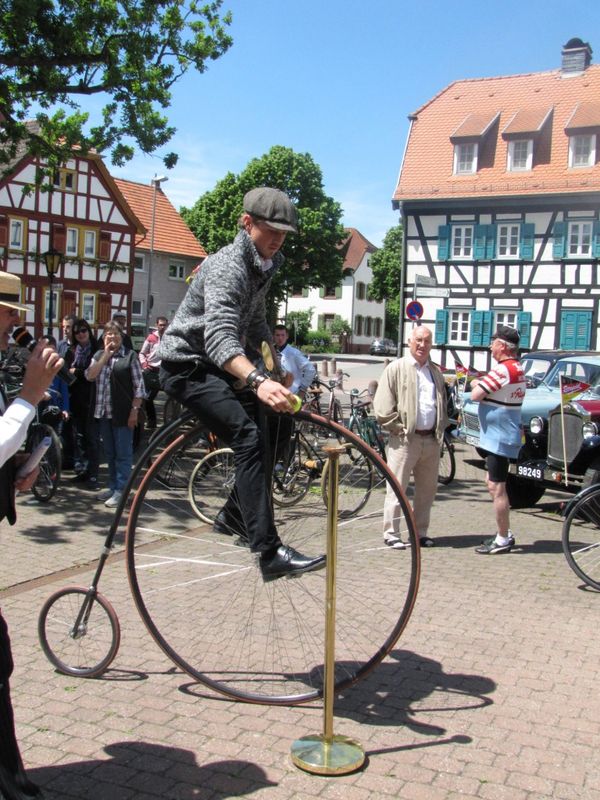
[66,227,79,257]
[448,310,471,345]
[507,139,533,171]
[569,134,596,168]
[83,230,97,258]
[168,261,186,281]
[494,310,518,329]
[134,254,145,272]
[567,220,593,256]
[132,299,144,318]
[43,287,61,324]
[9,218,25,250]
[80,292,97,324]
[453,142,478,174]
[497,223,520,258]
[451,225,474,258]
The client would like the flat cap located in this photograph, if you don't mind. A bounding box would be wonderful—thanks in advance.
[243,187,298,233]
[491,324,520,346]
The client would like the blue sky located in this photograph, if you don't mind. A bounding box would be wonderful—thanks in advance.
[113,0,600,248]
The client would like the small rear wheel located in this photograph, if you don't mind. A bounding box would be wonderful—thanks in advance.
[562,484,600,590]
[38,586,120,677]
[438,433,456,485]
[30,424,62,502]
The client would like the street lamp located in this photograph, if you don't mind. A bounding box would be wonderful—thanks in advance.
[44,248,63,338]
[146,174,169,333]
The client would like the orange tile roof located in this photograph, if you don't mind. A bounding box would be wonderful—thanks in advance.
[342,227,377,272]
[394,64,600,204]
[114,178,206,259]
[502,106,553,136]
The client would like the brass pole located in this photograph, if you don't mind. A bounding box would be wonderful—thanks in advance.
[290,445,365,775]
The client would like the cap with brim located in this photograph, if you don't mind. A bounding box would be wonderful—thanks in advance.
[243,187,298,233]
[491,324,520,346]
[0,272,29,312]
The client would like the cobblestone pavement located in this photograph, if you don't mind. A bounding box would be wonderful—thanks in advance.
[2,382,600,799]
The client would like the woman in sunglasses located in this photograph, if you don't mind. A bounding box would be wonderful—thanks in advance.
[68,319,100,486]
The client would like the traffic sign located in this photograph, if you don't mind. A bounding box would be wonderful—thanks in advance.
[406,300,424,320]
[418,287,450,298]
[414,274,436,287]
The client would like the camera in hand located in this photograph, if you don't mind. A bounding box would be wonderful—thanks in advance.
[12,326,76,386]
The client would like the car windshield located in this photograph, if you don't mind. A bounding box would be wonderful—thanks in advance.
[521,357,552,384]
[542,360,600,389]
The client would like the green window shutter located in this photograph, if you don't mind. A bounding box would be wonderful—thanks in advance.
[470,310,484,345]
[517,311,532,348]
[592,221,600,258]
[438,225,450,260]
[434,309,447,345]
[318,314,325,329]
[481,310,494,346]
[335,285,342,299]
[552,221,566,259]
[485,224,497,260]
[559,311,592,350]
[519,223,535,260]
[473,224,488,260]
[302,287,309,298]
[319,287,325,298]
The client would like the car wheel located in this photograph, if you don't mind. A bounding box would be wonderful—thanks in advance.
[582,466,600,489]
[505,474,546,509]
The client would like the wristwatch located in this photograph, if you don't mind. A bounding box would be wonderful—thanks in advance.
[246,369,268,392]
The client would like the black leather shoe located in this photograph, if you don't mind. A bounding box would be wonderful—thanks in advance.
[259,545,326,582]
[213,509,244,538]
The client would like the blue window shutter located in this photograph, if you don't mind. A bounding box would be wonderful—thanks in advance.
[438,225,450,260]
[481,311,494,346]
[560,311,591,349]
[519,223,535,260]
[470,310,484,345]
[593,221,600,258]
[473,224,487,260]
[552,221,566,259]
[485,224,497,259]
[434,309,447,345]
[517,311,532,348]
[335,285,342,299]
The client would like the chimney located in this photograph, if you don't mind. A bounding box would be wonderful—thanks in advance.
[561,38,592,76]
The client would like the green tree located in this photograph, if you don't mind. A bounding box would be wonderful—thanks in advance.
[0,0,232,177]
[182,145,346,321]
[370,224,403,339]
[285,309,313,346]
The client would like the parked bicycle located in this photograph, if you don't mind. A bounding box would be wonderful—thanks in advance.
[561,483,600,590]
[347,387,387,460]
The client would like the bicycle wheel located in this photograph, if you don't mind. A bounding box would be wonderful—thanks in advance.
[125,411,419,705]
[188,447,236,524]
[30,424,62,502]
[163,397,183,426]
[562,485,600,590]
[272,437,315,507]
[38,586,120,678]
[438,433,456,485]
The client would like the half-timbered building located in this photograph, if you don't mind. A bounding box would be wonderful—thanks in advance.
[0,135,144,339]
[393,38,600,371]
[280,227,382,353]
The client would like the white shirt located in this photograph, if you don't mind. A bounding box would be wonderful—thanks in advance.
[409,355,437,430]
[278,343,317,394]
[0,398,35,467]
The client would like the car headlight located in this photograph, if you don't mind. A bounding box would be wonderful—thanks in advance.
[529,416,544,435]
[582,421,598,439]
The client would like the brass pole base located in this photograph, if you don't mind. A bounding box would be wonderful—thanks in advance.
[291,734,365,775]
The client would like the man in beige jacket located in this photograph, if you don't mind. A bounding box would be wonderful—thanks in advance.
[373,326,448,548]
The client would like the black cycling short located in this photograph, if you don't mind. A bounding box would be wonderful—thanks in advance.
[482,450,510,483]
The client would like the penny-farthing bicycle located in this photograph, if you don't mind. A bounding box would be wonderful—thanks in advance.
[38,408,420,705]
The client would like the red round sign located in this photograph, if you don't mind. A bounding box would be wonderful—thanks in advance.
[406,300,424,320]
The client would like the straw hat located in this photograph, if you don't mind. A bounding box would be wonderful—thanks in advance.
[0,271,29,312]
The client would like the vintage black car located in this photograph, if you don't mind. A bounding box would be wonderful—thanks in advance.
[508,386,600,506]
[369,338,396,356]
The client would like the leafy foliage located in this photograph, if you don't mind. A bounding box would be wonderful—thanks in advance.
[369,224,403,339]
[285,309,313,346]
[0,0,233,176]
[181,145,347,322]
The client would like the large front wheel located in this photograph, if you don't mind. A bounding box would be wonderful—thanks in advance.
[125,411,420,705]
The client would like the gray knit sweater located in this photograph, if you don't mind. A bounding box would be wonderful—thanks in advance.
[157,229,282,369]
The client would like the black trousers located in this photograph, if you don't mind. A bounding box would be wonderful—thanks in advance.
[142,369,161,426]
[160,360,281,555]
[0,611,40,799]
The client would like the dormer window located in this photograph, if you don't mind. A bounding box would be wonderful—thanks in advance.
[507,139,533,171]
[454,143,478,174]
[569,134,596,168]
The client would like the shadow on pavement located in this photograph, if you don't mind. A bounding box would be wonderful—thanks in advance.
[31,742,277,800]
